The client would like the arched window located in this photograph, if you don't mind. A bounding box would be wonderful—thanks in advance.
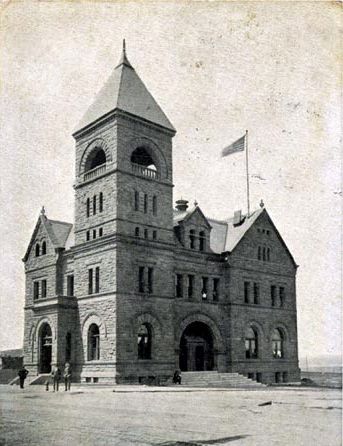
[189,230,195,249]
[88,324,100,361]
[135,227,140,237]
[131,147,158,179]
[199,231,206,251]
[245,326,258,359]
[152,196,157,216]
[85,148,106,172]
[272,329,284,358]
[138,323,152,359]
[35,243,40,257]
[41,241,47,255]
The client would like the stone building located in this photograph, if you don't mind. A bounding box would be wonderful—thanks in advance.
[22,45,300,385]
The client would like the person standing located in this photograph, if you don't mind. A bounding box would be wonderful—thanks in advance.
[64,362,72,391]
[18,366,29,389]
[51,365,61,392]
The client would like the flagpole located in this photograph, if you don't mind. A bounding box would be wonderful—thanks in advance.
[245,129,250,217]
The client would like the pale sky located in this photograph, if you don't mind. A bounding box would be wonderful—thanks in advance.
[0,1,341,363]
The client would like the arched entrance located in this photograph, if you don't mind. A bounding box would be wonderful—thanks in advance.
[179,322,215,371]
[39,323,52,373]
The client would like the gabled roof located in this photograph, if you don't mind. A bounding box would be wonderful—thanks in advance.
[173,205,212,229]
[23,211,73,262]
[74,44,175,135]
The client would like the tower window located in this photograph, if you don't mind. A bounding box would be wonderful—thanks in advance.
[257,246,261,260]
[67,275,74,297]
[99,227,103,237]
[88,269,93,295]
[41,241,47,255]
[93,195,97,215]
[152,230,157,240]
[279,287,285,307]
[131,147,158,180]
[152,196,157,216]
[33,281,39,300]
[35,244,40,257]
[86,198,90,218]
[267,248,270,261]
[86,231,90,241]
[144,194,148,214]
[134,191,139,211]
[41,280,47,298]
[135,227,140,237]
[262,247,266,261]
[176,274,183,298]
[95,267,100,294]
[144,229,148,239]
[93,230,96,239]
[85,148,106,172]
[99,192,103,213]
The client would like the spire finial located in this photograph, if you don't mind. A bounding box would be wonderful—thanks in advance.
[116,39,133,69]
[194,200,198,207]
[123,39,126,55]
[260,199,264,208]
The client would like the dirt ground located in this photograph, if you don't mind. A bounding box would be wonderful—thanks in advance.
[0,384,341,446]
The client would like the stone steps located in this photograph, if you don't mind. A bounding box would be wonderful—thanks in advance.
[180,372,266,388]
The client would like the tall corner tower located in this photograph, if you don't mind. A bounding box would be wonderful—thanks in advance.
[72,41,176,247]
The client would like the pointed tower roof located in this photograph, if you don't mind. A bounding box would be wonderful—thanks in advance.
[74,40,175,135]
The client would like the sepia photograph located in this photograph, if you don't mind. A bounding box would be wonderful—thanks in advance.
[0,1,341,445]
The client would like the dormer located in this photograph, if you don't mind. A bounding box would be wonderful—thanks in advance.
[173,200,212,251]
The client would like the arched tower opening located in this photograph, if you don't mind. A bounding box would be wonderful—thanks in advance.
[84,147,107,172]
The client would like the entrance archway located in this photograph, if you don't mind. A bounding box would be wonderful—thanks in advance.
[39,323,52,373]
[179,322,214,371]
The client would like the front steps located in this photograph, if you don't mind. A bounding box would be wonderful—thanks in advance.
[180,371,266,388]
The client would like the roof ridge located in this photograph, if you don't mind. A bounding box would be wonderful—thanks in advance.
[47,219,73,226]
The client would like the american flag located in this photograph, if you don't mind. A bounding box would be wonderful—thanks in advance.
[221,134,246,157]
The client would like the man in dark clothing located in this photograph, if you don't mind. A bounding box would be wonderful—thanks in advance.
[18,367,29,389]
[64,363,72,391]
[173,370,182,385]
[51,366,61,392]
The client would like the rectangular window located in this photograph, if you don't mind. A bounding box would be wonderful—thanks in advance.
[99,192,103,213]
[144,194,148,214]
[271,285,276,306]
[138,267,145,293]
[152,230,157,240]
[86,198,90,218]
[152,196,157,216]
[99,227,103,237]
[144,229,148,239]
[95,267,100,294]
[33,281,39,300]
[93,195,97,215]
[86,231,90,241]
[201,277,208,299]
[244,281,250,303]
[176,274,183,298]
[88,269,93,295]
[134,191,139,211]
[41,279,47,298]
[279,287,285,307]
[93,229,96,239]
[188,275,194,298]
[253,283,259,304]
[67,275,74,297]
[213,278,219,301]
[148,268,153,294]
